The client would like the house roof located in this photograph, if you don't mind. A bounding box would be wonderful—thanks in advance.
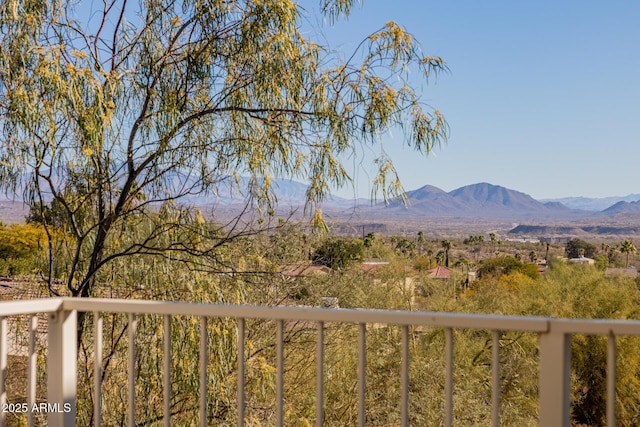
[426,266,452,279]
[569,256,595,264]
[359,261,390,274]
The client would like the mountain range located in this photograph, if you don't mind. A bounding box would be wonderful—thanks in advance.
[358,183,584,220]
[3,179,640,224]
[197,179,640,221]
[540,194,640,211]
[201,179,569,218]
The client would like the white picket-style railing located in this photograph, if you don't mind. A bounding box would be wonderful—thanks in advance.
[1,297,639,427]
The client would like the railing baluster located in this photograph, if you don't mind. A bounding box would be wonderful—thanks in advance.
[128,313,137,427]
[607,331,617,427]
[276,319,284,427]
[200,317,208,427]
[47,308,77,426]
[94,312,103,427]
[163,315,171,427]
[237,318,245,427]
[8,297,640,427]
[400,325,409,427]
[0,317,6,427]
[358,323,366,427]
[538,328,571,427]
[27,315,38,427]
[316,321,324,427]
[491,330,501,427]
[445,327,454,427]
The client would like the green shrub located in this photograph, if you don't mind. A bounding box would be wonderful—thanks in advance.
[312,237,365,270]
[477,256,539,280]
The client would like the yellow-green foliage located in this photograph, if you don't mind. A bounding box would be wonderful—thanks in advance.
[39,218,640,426]
[412,254,435,271]
[0,223,47,275]
[457,263,640,426]
[0,223,46,259]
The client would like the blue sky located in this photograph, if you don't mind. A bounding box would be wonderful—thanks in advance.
[315,1,640,200]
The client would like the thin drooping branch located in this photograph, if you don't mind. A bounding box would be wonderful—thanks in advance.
[0,0,447,327]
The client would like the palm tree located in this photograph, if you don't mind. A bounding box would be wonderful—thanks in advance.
[620,239,637,268]
[477,235,485,259]
[363,232,376,248]
[441,239,452,267]
[464,235,482,262]
[417,231,425,254]
[608,246,617,264]
[489,233,497,256]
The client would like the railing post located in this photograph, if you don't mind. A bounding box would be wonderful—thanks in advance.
[27,316,38,427]
[538,324,571,427]
[0,317,6,427]
[47,309,77,427]
[607,331,617,427]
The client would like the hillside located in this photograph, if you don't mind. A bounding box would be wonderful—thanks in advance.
[370,182,585,220]
[543,194,640,211]
[3,179,640,228]
[384,185,468,215]
[602,200,640,215]
[448,183,557,215]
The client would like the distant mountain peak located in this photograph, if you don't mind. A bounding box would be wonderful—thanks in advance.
[406,184,452,200]
[447,183,541,211]
[541,194,640,211]
[373,182,577,219]
[602,200,640,215]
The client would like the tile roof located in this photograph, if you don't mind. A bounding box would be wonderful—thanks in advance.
[426,266,452,279]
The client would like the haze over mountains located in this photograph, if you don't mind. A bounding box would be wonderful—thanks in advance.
[2,179,640,224]
[324,182,640,220]
[346,182,606,220]
[193,179,640,221]
[219,179,640,215]
[540,194,640,211]
[393,183,569,218]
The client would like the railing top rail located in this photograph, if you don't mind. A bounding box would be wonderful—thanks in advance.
[550,318,640,336]
[0,298,63,316]
[4,298,640,336]
[57,298,640,335]
[62,297,549,332]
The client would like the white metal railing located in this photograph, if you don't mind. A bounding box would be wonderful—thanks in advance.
[0,297,639,426]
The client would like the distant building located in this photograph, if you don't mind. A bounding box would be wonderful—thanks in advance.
[467,271,477,283]
[540,237,572,243]
[569,256,595,265]
[426,266,452,279]
[359,261,390,275]
[505,238,540,243]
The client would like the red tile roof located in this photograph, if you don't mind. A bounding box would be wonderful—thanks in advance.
[426,266,452,279]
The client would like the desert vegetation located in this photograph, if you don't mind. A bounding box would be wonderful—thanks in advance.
[2,218,640,425]
[1,0,640,425]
